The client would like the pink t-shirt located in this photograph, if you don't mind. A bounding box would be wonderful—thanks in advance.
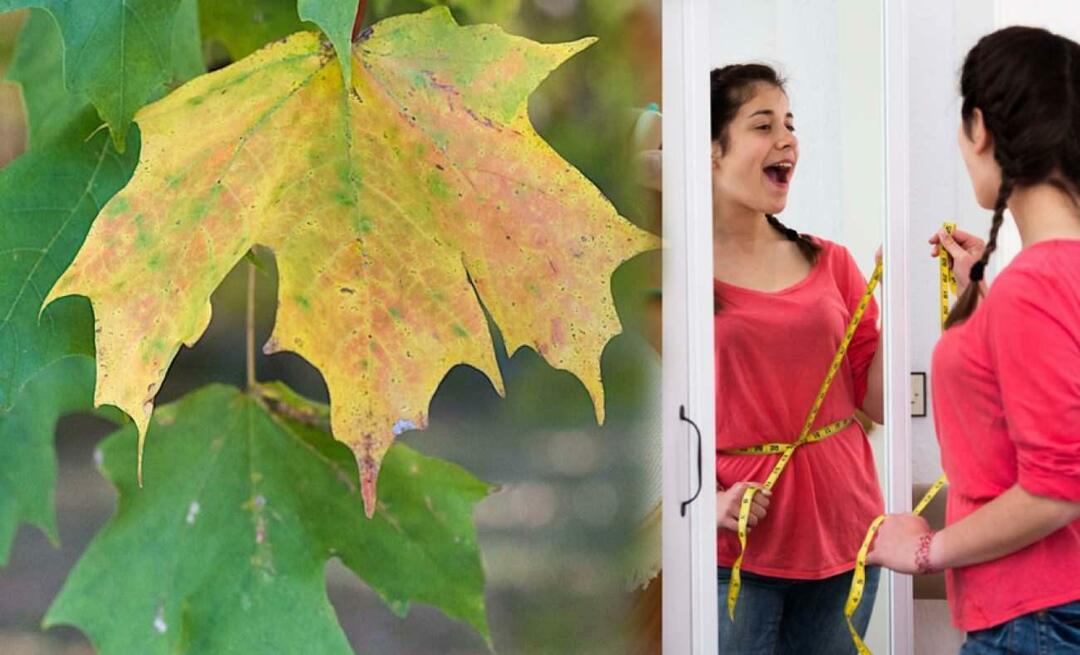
[931,238,1080,631]
[715,236,884,578]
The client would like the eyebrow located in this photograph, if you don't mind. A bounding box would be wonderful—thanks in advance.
[748,109,795,119]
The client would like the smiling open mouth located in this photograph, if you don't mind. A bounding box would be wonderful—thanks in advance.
[764,162,793,185]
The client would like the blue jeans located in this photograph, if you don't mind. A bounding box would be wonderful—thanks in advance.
[960,600,1080,655]
[716,565,880,655]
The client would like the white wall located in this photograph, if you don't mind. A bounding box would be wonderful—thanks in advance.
[708,0,882,275]
[906,0,995,486]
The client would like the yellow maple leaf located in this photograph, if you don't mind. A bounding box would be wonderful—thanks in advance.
[41,7,659,517]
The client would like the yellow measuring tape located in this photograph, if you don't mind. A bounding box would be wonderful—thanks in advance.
[724,259,884,621]
[842,223,956,654]
[844,476,947,653]
[939,222,959,329]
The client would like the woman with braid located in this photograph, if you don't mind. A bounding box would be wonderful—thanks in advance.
[869,27,1080,653]
[707,64,884,653]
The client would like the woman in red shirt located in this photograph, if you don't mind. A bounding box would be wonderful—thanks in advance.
[709,64,885,653]
[868,26,1080,654]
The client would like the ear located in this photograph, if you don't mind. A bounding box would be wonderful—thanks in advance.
[711,141,723,169]
[969,108,994,155]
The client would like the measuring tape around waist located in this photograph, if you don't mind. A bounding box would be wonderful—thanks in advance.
[720,416,854,456]
[724,258,883,621]
[842,223,956,654]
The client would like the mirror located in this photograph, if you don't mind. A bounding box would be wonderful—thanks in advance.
[706,1,889,652]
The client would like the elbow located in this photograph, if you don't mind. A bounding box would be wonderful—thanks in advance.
[860,394,884,425]
[1062,499,1080,525]
[1020,485,1080,529]
[1044,497,1080,533]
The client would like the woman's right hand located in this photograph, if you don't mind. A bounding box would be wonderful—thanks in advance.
[929,227,986,293]
[717,482,772,532]
[633,108,662,192]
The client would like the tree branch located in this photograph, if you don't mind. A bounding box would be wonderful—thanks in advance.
[246,260,256,390]
[352,0,369,41]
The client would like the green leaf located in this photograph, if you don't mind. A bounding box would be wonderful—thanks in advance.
[5,9,82,147]
[0,9,139,562]
[5,3,202,149]
[296,0,357,82]
[45,383,493,652]
[198,0,312,61]
[0,0,196,151]
[371,0,520,24]
[0,356,94,565]
[0,114,139,412]
[0,118,139,412]
[170,0,206,83]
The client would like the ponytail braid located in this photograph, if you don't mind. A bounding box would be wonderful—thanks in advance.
[714,214,822,314]
[944,176,1013,328]
[946,26,1080,327]
[766,214,822,265]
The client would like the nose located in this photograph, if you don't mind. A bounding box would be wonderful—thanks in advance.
[773,130,799,157]
[775,130,797,152]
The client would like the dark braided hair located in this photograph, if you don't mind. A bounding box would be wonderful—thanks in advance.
[710,64,821,265]
[946,26,1080,328]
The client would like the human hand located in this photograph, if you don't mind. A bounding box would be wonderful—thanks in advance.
[716,482,771,532]
[929,228,986,293]
[866,513,933,574]
[633,108,662,192]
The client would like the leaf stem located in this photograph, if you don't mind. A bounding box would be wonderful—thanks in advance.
[352,0,368,41]
[246,259,256,390]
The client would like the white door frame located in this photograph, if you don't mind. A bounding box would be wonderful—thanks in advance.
[884,0,915,652]
[662,0,719,652]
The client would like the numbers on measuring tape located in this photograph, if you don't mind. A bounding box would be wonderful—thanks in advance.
[939,222,957,329]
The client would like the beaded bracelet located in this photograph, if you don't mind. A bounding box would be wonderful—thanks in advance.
[915,530,937,575]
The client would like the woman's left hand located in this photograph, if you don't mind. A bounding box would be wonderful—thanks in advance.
[866,513,933,574]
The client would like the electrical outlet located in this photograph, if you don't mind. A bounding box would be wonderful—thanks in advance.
[911,372,927,417]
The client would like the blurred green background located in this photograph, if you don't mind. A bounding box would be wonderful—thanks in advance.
[0,1,661,653]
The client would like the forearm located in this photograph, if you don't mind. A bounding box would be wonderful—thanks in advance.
[860,333,884,424]
[931,484,1080,570]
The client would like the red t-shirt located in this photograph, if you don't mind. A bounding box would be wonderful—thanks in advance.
[714,236,884,578]
[931,238,1080,631]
